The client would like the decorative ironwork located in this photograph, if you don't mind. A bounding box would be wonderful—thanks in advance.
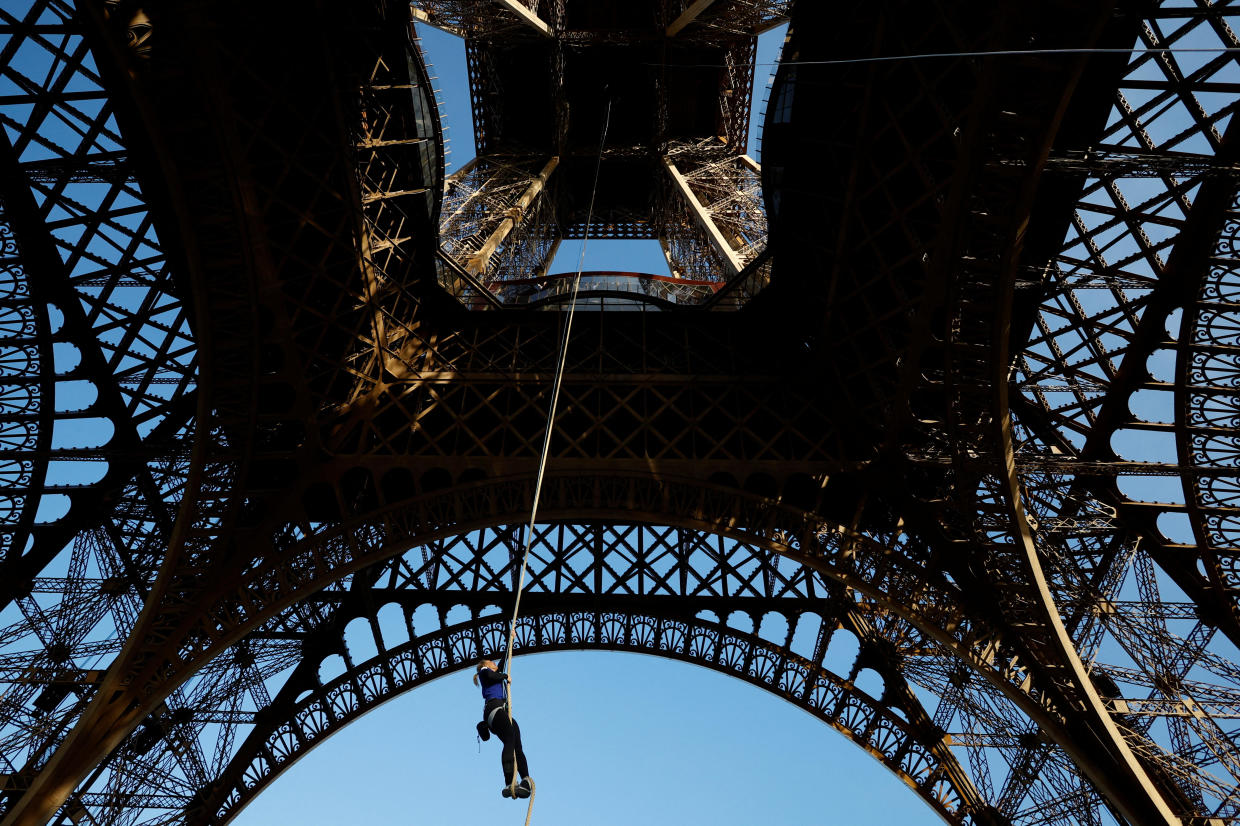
[2,1,1240,825]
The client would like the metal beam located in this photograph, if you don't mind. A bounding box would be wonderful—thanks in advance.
[465,156,559,277]
[666,0,716,37]
[535,237,561,277]
[443,155,480,188]
[659,237,682,279]
[663,156,744,278]
[409,6,463,36]
[756,14,789,35]
[193,592,985,826]
[494,0,552,37]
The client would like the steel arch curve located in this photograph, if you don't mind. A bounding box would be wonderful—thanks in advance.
[129,471,1080,756]
[7,1,1240,825]
[196,608,991,826]
[73,469,1189,826]
[77,510,1120,823]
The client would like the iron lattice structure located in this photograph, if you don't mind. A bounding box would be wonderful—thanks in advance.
[1,0,1240,825]
[421,0,775,307]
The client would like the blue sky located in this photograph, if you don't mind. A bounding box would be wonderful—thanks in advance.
[230,22,946,826]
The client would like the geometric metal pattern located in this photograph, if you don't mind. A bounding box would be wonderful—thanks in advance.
[184,526,989,825]
[0,0,195,603]
[426,0,776,307]
[2,1,1240,826]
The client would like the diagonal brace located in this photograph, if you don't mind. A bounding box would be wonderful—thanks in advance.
[666,0,717,37]
[663,156,744,278]
[466,156,559,278]
[494,0,553,37]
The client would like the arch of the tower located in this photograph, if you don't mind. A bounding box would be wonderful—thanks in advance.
[193,608,989,826]
[39,0,1105,767]
[176,473,984,691]
[167,467,1218,826]
[6,0,1240,825]
[57,512,1119,826]
[83,515,1079,826]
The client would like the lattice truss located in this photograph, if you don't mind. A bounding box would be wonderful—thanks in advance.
[425,1,770,304]
[5,1,1240,826]
[916,2,1240,822]
[437,155,560,289]
[660,141,768,283]
[412,0,565,39]
[716,36,757,150]
[350,17,445,367]
[414,0,792,42]
[435,143,771,296]
[6,522,1157,826]
[0,3,201,820]
[0,0,198,792]
[664,0,792,38]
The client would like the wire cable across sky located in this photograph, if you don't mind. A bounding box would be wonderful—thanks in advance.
[655,45,1240,69]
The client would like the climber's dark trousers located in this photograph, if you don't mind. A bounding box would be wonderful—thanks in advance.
[485,699,530,784]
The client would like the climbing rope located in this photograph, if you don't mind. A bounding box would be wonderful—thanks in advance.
[521,779,536,826]
[499,97,613,806]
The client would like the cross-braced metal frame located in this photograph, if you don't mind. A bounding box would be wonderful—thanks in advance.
[425,0,773,306]
[4,0,1240,825]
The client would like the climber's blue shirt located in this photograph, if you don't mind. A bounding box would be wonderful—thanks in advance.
[478,666,507,701]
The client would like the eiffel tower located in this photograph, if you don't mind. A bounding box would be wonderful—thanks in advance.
[2,0,1240,823]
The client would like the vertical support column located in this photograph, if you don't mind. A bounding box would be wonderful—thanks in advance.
[662,156,744,278]
[465,156,559,278]
[441,157,486,228]
[666,0,717,36]
[659,238,683,279]
[536,238,562,277]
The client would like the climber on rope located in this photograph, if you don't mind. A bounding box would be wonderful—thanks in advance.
[467,98,606,821]
[474,657,534,800]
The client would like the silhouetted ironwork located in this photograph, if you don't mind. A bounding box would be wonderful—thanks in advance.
[2,1,1240,825]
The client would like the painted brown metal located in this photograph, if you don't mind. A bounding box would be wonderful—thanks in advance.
[4,0,1240,825]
